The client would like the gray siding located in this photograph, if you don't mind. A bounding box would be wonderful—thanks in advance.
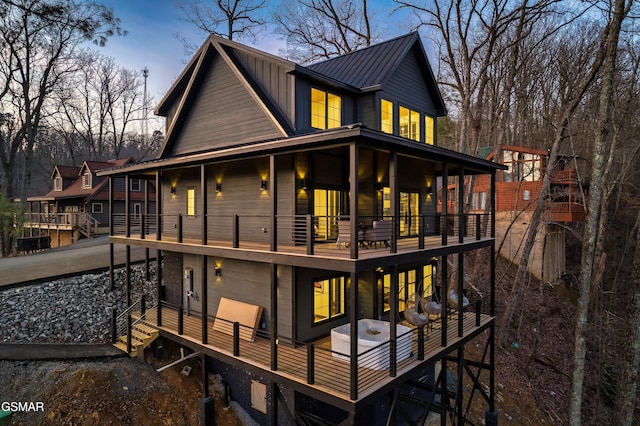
[170,53,283,156]
[233,50,295,130]
[383,52,437,115]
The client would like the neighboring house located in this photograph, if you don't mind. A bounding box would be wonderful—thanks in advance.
[25,158,155,248]
[459,145,586,281]
[99,33,503,425]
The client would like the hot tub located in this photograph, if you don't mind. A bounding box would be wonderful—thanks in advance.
[330,319,413,370]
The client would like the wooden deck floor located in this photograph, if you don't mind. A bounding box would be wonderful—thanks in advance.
[138,306,492,402]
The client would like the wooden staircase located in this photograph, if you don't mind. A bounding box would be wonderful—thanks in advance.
[113,321,159,358]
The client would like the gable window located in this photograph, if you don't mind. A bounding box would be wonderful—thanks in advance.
[399,106,420,141]
[81,172,92,189]
[311,88,341,130]
[92,203,103,214]
[54,176,62,191]
[425,115,435,145]
[186,187,196,216]
[130,179,141,192]
[381,99,393,134]
[313,276,346,323]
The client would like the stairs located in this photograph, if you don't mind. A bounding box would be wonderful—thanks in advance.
[113,320,159,358]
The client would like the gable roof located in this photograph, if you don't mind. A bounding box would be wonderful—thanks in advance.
[306,33,446,116]
[51,165,80,180]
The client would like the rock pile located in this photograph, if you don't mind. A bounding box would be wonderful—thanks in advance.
[0,263,157,343]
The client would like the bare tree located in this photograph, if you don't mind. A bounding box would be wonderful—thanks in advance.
[0,0,123,200]
[273,0,377,63]
[175,0,266,52]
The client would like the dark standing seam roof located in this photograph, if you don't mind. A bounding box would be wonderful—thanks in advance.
[306,33,417,90]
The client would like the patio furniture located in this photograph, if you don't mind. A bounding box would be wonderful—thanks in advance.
[336,220,364,249]
[364,220,392,248]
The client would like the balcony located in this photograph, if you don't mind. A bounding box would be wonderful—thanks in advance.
[551,169,579,184]
[129,301,493,403]
[110,213,494,261]
[24,212,101,236]
[547,202,585,223]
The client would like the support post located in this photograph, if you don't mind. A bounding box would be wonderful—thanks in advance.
[306,214,314,255]
[349,143,359,260]
[270,263,278,371]
[111,308,117,344]
[202,256,208,344]
[156,249,162,327]
[307,343,315,384]
[389,151,398,254]
[389,264,398,377]
[270,155,277,252]
[178,307,184,335]
[233,215,239,248]
[233,322,240,356]
[442,163,448,246]
[349,271,358,400]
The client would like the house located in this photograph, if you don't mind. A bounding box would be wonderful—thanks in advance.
[98,33,503,425]
[24,158,155,248]
[464,145,586,281]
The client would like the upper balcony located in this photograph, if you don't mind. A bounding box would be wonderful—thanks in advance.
[110,213,494,265]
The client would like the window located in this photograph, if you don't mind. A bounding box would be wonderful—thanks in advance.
[186,187,196,216]
[399,106,420,141]
[314,189,341,240]
[92,203,103,214]
[54,176,62,191]
[381,99,393,134]
[81,172,92,189]
[311,88,341,130]
[130,179,141,191]
[425,116,434,145]
[313,276,346,323]
[381,264,436,313]
[133,203,142,218]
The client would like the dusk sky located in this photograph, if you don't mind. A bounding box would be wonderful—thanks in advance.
[99,1,413,109]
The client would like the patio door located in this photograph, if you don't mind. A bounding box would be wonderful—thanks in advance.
[314,189,341,241]
[400,192,419,237]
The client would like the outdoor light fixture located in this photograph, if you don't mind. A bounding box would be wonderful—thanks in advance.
[377,182,384,192]
[260,180,268,191]
[216,183,222,192]
[170,185,176,195]
[214,266,222,277]
[299,178,309,190]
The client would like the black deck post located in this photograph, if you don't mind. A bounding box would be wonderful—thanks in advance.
[111,308,117,344]
[442,162,448,246]
[233,215,239,248]
[418,325,424,360]
[233,322,240,356]
[141,295,146,317]
[178,307,184,335]
[126,314,132,353]
[156,249,162,327]
[177,214,183,243]
[307,343,315,384]
[306,214,314,255]
[441,254,448,347]
[476,214,481,240]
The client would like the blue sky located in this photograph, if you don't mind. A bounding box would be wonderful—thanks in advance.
[98,0,414,106]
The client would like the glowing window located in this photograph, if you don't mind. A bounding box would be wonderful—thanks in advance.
[313,276,346,323]
[186,187,196,216]
[425,116,434,145]
[381,99,393,134]
[399,106,420,141]
[311,88,341,130]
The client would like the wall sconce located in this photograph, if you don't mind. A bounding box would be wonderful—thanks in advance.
[215,183,222,193]
[376,182,384,192]
[214,266,222,277]
[299,178,309,190]
[260,180,268,191]
[426,185,433,196]
[170,185,176,195]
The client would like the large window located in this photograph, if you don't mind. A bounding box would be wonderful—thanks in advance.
[425,116,434,145]
[186,187,196,216]
[381,264,436,313]
[399,106,420,141]
[503,150,542,182]
[313,276,346,323]
[311,88,341,129]
[314,189,341,240]
[381,99,393,134]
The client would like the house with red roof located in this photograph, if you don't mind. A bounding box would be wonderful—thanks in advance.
[24,158,155,248]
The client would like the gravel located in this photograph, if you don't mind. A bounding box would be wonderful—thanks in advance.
[0,263,157,343]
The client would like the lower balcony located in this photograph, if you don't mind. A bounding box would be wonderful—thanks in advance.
[128,301,493,405]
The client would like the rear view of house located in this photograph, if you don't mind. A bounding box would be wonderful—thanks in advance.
[100,33,503,425]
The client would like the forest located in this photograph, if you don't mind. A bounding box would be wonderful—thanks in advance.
[1,0,639,424]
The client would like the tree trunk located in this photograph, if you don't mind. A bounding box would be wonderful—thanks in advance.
[614,208,640,425]
[569,1,628,423]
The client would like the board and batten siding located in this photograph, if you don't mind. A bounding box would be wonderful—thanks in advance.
[383,51,437,116]
[232,49,296,130]
[169,52,283,156]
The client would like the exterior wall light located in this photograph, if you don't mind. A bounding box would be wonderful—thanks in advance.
[170,185,176,195]
[215,266,222,277]
[216,183,222,192]
[260,180,268,191]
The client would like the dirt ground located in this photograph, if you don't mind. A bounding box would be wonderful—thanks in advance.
[1,255,580,425]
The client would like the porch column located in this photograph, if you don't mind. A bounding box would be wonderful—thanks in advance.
[270,155,277,252]
[109,177,114,291]
[389,264,398,377]
[349,271,359,400]
[441,254,448,347]
[201,255,208,344]
[457,251,464,337]
[349,144,359,260]
[442,163,449,246]
[201,165,208,245]
[156,248,162,326]
[458,167,465,243]
[270,263,278,371]
[125,175,130,238]
[491,171,496,239]
[144,178,150,280]
[389,151,398,253]
[156,171,162,241]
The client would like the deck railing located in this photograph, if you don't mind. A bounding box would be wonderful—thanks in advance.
[111,213,493,257]
[152,299,490,400]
